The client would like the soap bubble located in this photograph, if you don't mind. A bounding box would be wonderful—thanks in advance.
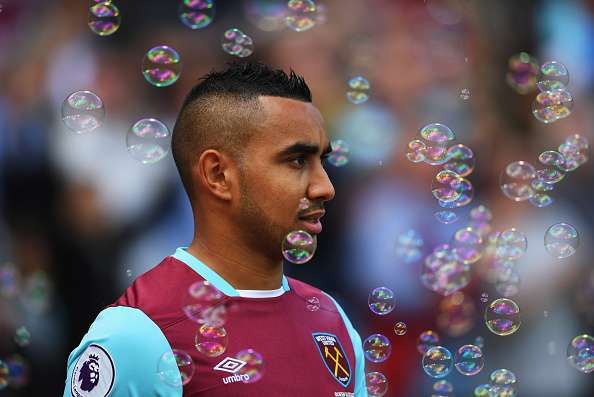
[14,326,30,347]
[222,28,254,58]
[88,1,121,36]
[485,298,521,336]
[5,354,28,388]
[499,161,536,201]
[157,349,195,386]
[566,334,593,373]
[433,379,454,394]
[178,0,215,29]
[506,52,539,94]
[545,222,579,259]
[438,177,474,208]
[459,88,471,101]
[327,139,350,167]
[470,205,493,222]
[434,210,458,224]
[421,245,470,296]
[182,280,226,325]
[437,291,476,337]
[496,228,527,260]
[474,383,492,397]
[537,61,569,91]
[394,321,407,336]
[480,292,489,303]
[475,336,485,348]
[532,88,574,124]
[368,286,395,315]
[305,296,320,311]
[396,229,424,263]
[195,324,228,357]
[236,348,265,383]
[422,346,453,378]
[488,385,517,397]
[363,333,392,363]
[538,150,566,182]
[420,123,456,165]
[282,230,316,264]
[417,330,440,354]
[61,90,105,133]
[451,226,483,264]
[490,368,517,386]
[558,139,589,172]
[366,371,388,397]
[285,0,318,32]
[432,170,465,203]
[346,76,370,105]
[406,139,427,163]
[443,144,475,177]
[142,45,182,87]
[454,344,484,376]
[126,118,171,164]
[495,267,521,298]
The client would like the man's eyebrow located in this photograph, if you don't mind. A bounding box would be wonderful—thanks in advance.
[278,142,332,157]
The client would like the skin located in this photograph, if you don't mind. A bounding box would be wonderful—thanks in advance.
[186,96,335,290]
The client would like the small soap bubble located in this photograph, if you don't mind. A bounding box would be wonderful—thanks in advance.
[499,161,536,202]
[451,226,483,265]
[126,269,132,277]
[459,88,471,100]
[437,292,477,337]
[474,336,485,348]
[126,118,170,164]
[417,330,440,354]
[394,321,407,336]
[306,296,320,311]
[61,90,105,134]
[178,0,215,30]
[368,286,395,315]
[0,361,7,390]
[88,1,121,36]
[496,228,527,260]
[443,144,475,177]
[566,334,593,374]
[506,52,539,94]
[434,210,458,224]
[222,28,254,58]
[142,45,182,87]
[363,334,392,363]
[495,267,521,298]
[406,139,427,163]
[285,0,318,32]
[327,139,350,166]
[470,205,493,222]
[558,141,589,172]
[532,88,574,124]
[282,230,316,264]
[432,170,465,203]
[365,371,388,397]
[544,222,579,259]
[422,346,453,378]
[488,385,517,397]
[5,354,28,388]
[537,61,569,91]
[395,229,424,263]
[298,197,311,211]
[530,177,554,192]
[538,150,567,176]
[346,76,370,105]
[420,123,455,165]
[433,379,454,395]
[490,368,517,386]
[236,348,265,383]
[480,292,489,303]
[529,193,554,208]
[195,324,228,357]
[474,383,492,397]
[157,349,195,386]
[438,177,474,208]
[14,326,30,347]
[485,298,521,336]
[454,344,484,376]
[181,280,226,325]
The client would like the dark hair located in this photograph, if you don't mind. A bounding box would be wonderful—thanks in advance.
[172,61,312,201]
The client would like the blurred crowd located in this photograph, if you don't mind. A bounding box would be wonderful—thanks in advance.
[0,0,593,395]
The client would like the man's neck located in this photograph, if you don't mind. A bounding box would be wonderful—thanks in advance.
[186,234,284,291]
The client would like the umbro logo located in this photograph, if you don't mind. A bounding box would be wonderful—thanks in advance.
[213,357,250,385]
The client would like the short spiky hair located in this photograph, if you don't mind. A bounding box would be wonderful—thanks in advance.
[172,61,312,201]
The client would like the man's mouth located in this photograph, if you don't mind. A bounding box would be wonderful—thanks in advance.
[298,210,325,234]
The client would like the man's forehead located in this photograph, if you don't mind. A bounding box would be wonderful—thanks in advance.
[256,96,326,142]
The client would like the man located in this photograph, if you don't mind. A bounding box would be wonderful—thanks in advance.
[64,61,367,396]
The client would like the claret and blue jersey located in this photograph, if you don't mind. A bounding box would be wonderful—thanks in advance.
[64,248,367,396]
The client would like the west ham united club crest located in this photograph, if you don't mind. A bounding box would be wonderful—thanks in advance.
[312,332,351,388]
[71,344,115,397]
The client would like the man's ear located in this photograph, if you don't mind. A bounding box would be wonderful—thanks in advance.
[195,149,234,201]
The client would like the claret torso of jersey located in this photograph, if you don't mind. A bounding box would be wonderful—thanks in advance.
[64,248,366,397]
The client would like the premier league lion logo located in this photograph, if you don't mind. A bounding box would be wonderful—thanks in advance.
[78,354,100,391]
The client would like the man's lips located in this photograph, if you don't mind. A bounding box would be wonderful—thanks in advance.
[298,210,325,234]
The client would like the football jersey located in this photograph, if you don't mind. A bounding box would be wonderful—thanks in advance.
[64,248,368,396]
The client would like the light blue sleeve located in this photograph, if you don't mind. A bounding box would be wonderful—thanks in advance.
[324,293,368,397]
[64,306,182,397]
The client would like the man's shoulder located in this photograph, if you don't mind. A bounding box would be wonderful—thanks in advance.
[286,276,342,313]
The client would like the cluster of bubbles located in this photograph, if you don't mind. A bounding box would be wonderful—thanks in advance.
[88,1,121,36]
[532,61,573,124]
[282,230,317,264]
[222,28,254,58]
[395,229,424,263]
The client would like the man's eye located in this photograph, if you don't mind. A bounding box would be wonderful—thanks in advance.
[291,157,306,167]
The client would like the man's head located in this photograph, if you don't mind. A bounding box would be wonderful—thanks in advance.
[172,61,335,260]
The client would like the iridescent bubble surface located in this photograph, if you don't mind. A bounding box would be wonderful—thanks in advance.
[368,286,395,315]
[434,210,458,224]
[327,139,350,167]
[195,324,228,357]
[443,144,475,177]
[366,371,388,397]
[363,333,392,363]
[61,90,105,133]
[417,330,440,354]
[422,346,453,378]
[222,28,254,58]
[451,226,483,265]
[236,348,265,383]
[346,76,370,105]
[406,139,426,163]
[142,45,182,87]
[490,368,517,386]
[499,161,536,201]
[179,0,215,29]
[285,0,318,32]
[420,123,455,165]
[496,228,527,260]
[566,334,593,374]
[432,170,465,203]
[394,321,407,336]
[157,349,195,386]
[537,61,569,92]
[485,298,521,336]
[454,344,484,376]
[126,118,171,164]
[506,52,539,94]
[282,230,316,264]
[532,88,573,124]
[545,222,579,259]
[438,177,474,208]
[88,1,121,36]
